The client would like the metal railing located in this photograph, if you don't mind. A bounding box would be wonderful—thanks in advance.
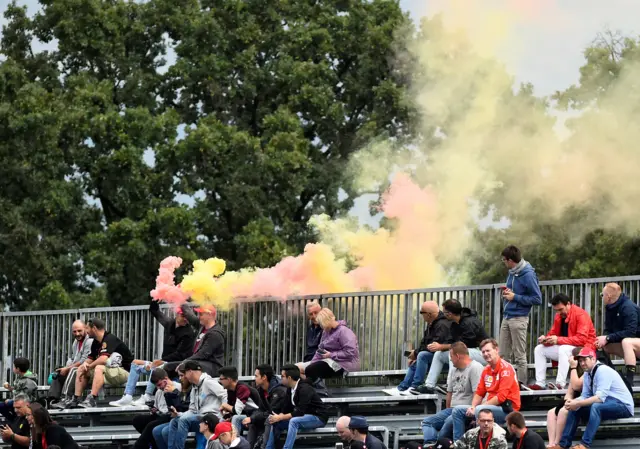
[2,275,640,384]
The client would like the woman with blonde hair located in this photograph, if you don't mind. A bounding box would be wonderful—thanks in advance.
[299,308,360,383]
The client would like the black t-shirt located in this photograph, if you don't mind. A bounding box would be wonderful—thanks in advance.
[560,320,569,337]
[10,416,30,449]
[511,430,546,449]
[88,332,134,370]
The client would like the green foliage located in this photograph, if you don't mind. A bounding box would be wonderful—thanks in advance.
[0,0,414,309]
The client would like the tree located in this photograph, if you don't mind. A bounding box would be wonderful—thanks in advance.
[0,0,415,309]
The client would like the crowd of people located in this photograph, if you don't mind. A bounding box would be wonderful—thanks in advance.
[0,245,639,449]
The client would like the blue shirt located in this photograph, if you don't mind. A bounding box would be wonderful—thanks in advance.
[579,362,634,415]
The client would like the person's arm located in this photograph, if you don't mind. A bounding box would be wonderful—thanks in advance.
[445,367,454,409]
[557,312,596,346]
[495,366,519,405]
[607,303,638,342]
[88,355,108,369]
[162,330,195,362]
[181,305,200,329]
[328,328,358,362]
[445,392,452,409]
[187,332,223,361]
[150,300,173,329]
[513,274,542,306]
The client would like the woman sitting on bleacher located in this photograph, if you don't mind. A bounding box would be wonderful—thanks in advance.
[546,347,583,448]
[28,403,78,449]
[299,308,360,382]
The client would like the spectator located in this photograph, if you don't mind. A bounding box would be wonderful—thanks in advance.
[217,366,259,434]
[153,368,192,449]
[419,300,487,395]
[550,347,633,449]
[499,245,542,384]
[49,320,93,408]
[336,416,353,445]
[242,364,287,449]
[265,364,329,449]
[0,394,32,449]
[304,301,323,362]
[198,414,222,449]
[546,348,584,448]
[384,301,452,396]
[164,304,226,377]
[166,361,227,449]
[211,421,251,449]
[299,309,360,383]
[132,368,181,449]
[64,318,134,409]
[452,409,507,449]
[594,283,640,387]
[530,294,595,390]
[348,416,387,449]
[451,339,520,441]
[505,412,545,449]
[111,302,195,406]
[28,403,78,449]
[421,342,483,445]
[0,358,37,420]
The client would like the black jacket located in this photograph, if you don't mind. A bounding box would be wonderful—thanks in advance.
[304,324,323,362]
[365,434,387,449]
[164,387,191,413]
[511,430,546,449]
[604,293,640,342]
[417,312,453,353]
[282,379,329,423]
[250,377,288,425]
[37,424,79,449]
[451,308,488,349]
[183,306,227,376]
[150,301,196,362]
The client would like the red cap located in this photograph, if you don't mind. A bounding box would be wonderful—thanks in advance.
[212,421,233,440]
[576,347,597,358]
[194,304,216,314]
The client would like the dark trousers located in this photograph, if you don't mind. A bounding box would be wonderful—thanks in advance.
[133,413,172,449]
[305,361,344,382]
[0,401,15,422]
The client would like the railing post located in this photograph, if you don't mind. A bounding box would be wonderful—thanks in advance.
[492,285,502,339]
[234,302,244,376]
[583,283,592,316]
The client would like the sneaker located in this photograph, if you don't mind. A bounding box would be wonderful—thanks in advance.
[65,397,81,409]
[50,397,70,410]
[519,382,532,391]
[434,385,447,395]
[404,387,418,396]
[415,385,436,394]
[527,384,544,391]
[382,387,403,396]
[131,394,154,406]
[109,394,133,407]
[79,394,97,409]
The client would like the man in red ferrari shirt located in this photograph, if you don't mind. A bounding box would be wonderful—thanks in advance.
[450,338,520,441]
[529,293,595,390]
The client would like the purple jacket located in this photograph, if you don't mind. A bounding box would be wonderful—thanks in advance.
[311,320,360,372]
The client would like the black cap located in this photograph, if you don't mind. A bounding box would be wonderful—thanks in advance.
[198,413,219,433]
[348,416,369,430]
[183,360,203,372]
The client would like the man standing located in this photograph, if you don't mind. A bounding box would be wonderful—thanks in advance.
[550,347,633,449]
[451,339,521,441]
[500,245,542,384]
[384,301,452,396]
[421,342,483,445]
[49,320,93,407]
[505,412,545,449]
[66,318,134,409]
[348,416,387,449]
[595,282,640,387]
[265,364,329,449]
[452,409,507,449]
[530,293,595,390]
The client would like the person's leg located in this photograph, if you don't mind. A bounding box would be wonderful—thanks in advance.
[125,364,145,396]
[546,408,558,446]
[265,420,288,449]
[604,342,624,357]
[153,422,170,449]
[261,421,273,449]
[437,412,455,441]
[232,414,247,435]
[468,348,486,366]
[554,407,569,446]
[421,408,452,444]
[425,351,449,388]
[580,400,632,447]
[398,362,418,390]
[74,367,90,396]
[304,362,338,382]
[49,374,66,399]
[143,368,157,396]
[167,416,181,449]
[498,318,513,364]
[621,338,640,386]
[555,345,576,388]
[451,405,470,441]
[558,407,588,448]
[91,365,106,396]
[534,344,557,387]
[510,316,529,384]
[474,405,507,424]
[62,368,77,398]
[134,416,168,449]
[133,414,157,433]
[281,415,324,449]
[171,413,200,449]
[410,351,435,389]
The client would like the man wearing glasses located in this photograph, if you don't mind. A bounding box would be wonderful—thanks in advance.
[451,409,507,449]
[384,301,453,396]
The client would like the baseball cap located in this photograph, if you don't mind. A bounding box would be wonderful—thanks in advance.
[183,360,203,372]
[576,347,597,358]
[348,416,369,430]
[194,304,216,314]
[198,413,219,433]
[211,421,233,440]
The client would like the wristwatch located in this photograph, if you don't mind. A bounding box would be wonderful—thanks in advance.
[606,335,610,343]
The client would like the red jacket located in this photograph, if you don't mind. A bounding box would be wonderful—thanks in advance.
[546,304,596,347]
[475,357,521,411]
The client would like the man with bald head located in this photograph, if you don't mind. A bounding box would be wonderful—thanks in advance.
[595,283,640,388]
[49,320,93,407]
[384,301,452,395]
[336,416,353,444]
[304,301,323,362]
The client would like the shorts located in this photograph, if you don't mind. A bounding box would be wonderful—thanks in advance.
[87,367,129,386]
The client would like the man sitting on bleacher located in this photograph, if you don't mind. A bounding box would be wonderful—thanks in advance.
[549,347,634,449]
[217,366,260,435]
[451,339,520,441]
[265,364,329,449]
[0,394,32,449]
[348,416,387,449]
[421,342,483,446]
[64,318,134,409]
[384,301,452,396]
[594,282,640,388]
[453,409,507,449]
[49,320,93,408]
[529,293,595,390]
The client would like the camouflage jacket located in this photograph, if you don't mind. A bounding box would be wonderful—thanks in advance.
[12,371,38,401]
[453,424,507,449]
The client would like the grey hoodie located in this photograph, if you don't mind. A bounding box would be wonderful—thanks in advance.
[65,337,93,366]
[188,373,227,418]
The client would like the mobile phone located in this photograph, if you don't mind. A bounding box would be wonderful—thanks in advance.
[404,351,412,357]
[317,349,327,354]
[499,286,508,290]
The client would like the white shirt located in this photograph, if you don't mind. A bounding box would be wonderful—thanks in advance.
[291,380,300,406]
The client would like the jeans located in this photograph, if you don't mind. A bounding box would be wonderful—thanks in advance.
[152,422,171,449]
[168,412,201,449]
[125,363,156,396]
[399,351,434,390]
[499,316,529,383]
[422,408,455,443]
[451,405,508,440]
[425,351,451,388]
[559,398,632,447]
[265,415,325,449]
[133,414,171,449]
[232,414,247,435]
